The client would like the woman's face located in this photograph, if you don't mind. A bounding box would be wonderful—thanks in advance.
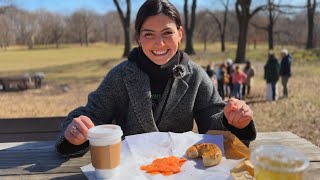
[138,13,183,65]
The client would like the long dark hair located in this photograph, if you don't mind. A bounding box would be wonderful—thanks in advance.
[134,0,182,41]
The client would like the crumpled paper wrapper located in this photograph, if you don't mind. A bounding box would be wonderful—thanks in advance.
[81,131,245,180]
[206,130,254,179]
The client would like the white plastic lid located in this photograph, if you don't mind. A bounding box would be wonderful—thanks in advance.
[87,125,123,140]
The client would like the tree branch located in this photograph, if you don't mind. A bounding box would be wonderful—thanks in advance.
[113,0,126,26]
[190,0,197,32]
[184,0,189,32]
[207,11,222,33]
[274,4,307,9]
[250,5,267,18]
[250,22,268,31]
[125,0,131,26]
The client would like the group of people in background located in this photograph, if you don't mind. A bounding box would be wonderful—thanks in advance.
[206,59,255,100]
[264,49,292,101]
[205,48,292,102]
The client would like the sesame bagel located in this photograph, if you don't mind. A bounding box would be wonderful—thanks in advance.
[186,143,222,167]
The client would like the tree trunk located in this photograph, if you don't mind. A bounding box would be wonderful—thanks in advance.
[85,28,89,47]
[268,2,274,50]
[221,34,225,52]
[123,26,131,57]
[114,0,131,58]
[203,38,207,52]
[306,0,316,49]
[236,16,249,63]
[184,0,196,55]
[235,0,264,63]
[185,31,195,54]
[268,24,273,50]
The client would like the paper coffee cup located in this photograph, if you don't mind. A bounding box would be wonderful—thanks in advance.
[87,125,123,179]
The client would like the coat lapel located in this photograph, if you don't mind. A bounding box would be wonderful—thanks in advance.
[123,62,159,132]
[157,60,192,127]
[157,78,189,126]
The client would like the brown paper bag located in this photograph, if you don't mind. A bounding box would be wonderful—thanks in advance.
[206,130,255,179]
[206,130,250,159]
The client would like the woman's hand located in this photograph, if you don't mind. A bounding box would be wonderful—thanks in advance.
[224,98,253,129]
[64,115,95,145]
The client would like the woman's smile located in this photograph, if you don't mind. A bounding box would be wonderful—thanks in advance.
[152,49,169,56]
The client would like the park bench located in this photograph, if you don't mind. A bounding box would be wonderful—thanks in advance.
[0,116,66,143]
[0,72,45,91]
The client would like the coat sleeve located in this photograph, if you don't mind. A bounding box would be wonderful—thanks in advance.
[55,68,120,157]
[193,67,256,146]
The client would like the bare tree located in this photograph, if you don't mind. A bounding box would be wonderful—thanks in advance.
[68,12,84,46]
[235,0,266,63]
[184,0,197,55]
[306,0,317,49]
[250,0,281,50]
[103,12,123,44]
[37,10,54,47]
[14,11,38,49]
[208,0,230,52]
[67,10,95,47]
[195,11,216,52]
[51,14,64,48]
[0,14,12,50]
[113,0,131,57]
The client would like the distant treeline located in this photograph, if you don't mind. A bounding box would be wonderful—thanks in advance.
[0,2,319,55]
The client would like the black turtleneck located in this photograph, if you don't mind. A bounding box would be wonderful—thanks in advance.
[128,47,180,111]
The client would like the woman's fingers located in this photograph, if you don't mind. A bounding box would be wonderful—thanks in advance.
[74,116,94,138]
[224,99,253,129]
[64,127,84,145]
[64,115,95,145]
[224,98,238,113]
[79,115,95,129]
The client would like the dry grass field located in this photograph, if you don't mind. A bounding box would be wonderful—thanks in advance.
[0,43,319,147]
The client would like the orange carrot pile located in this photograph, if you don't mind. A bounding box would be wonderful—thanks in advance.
[140,156,187,176]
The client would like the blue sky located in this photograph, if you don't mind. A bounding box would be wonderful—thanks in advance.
[0,0,307,15]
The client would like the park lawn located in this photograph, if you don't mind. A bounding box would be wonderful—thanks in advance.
[0,43,123,73]
[0,42,319,146]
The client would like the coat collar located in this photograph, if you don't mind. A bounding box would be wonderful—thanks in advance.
[123,54,193,132]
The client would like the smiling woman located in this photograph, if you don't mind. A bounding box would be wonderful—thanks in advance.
[55,0,256,158]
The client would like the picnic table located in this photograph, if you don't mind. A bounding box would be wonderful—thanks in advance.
[0,131,319,179]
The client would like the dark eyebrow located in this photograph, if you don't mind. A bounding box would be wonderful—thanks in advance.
[141,29,154,33]
[141,27,173,33]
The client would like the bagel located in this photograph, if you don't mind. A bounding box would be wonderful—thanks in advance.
[186,143,222,167]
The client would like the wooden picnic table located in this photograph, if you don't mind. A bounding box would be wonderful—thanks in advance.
[0,131,319,179]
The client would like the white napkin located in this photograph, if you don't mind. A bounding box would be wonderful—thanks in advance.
[81,131,242,180]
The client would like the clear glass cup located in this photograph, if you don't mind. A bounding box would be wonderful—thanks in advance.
[251,145,309,180]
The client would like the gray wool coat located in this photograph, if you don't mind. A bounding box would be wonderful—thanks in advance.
[55,54,256,157]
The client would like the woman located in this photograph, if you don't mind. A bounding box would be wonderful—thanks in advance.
[232,65,247,100]
[55,0,256,157]
[242,60,255,98]
[264,50,280,101]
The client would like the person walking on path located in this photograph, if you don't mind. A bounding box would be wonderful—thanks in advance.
[279,49,292,98]
[264,51,280,101]
[216,63,226,99]
[232,65,247,100]
[242,60,255,98]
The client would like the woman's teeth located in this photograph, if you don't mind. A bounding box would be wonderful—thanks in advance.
[152,50,168,55]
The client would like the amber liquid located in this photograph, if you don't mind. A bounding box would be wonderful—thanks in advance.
[90,142,121,169]
[255,157,305,180]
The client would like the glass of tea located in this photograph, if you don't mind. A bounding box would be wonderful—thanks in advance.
[251,145,309,180]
